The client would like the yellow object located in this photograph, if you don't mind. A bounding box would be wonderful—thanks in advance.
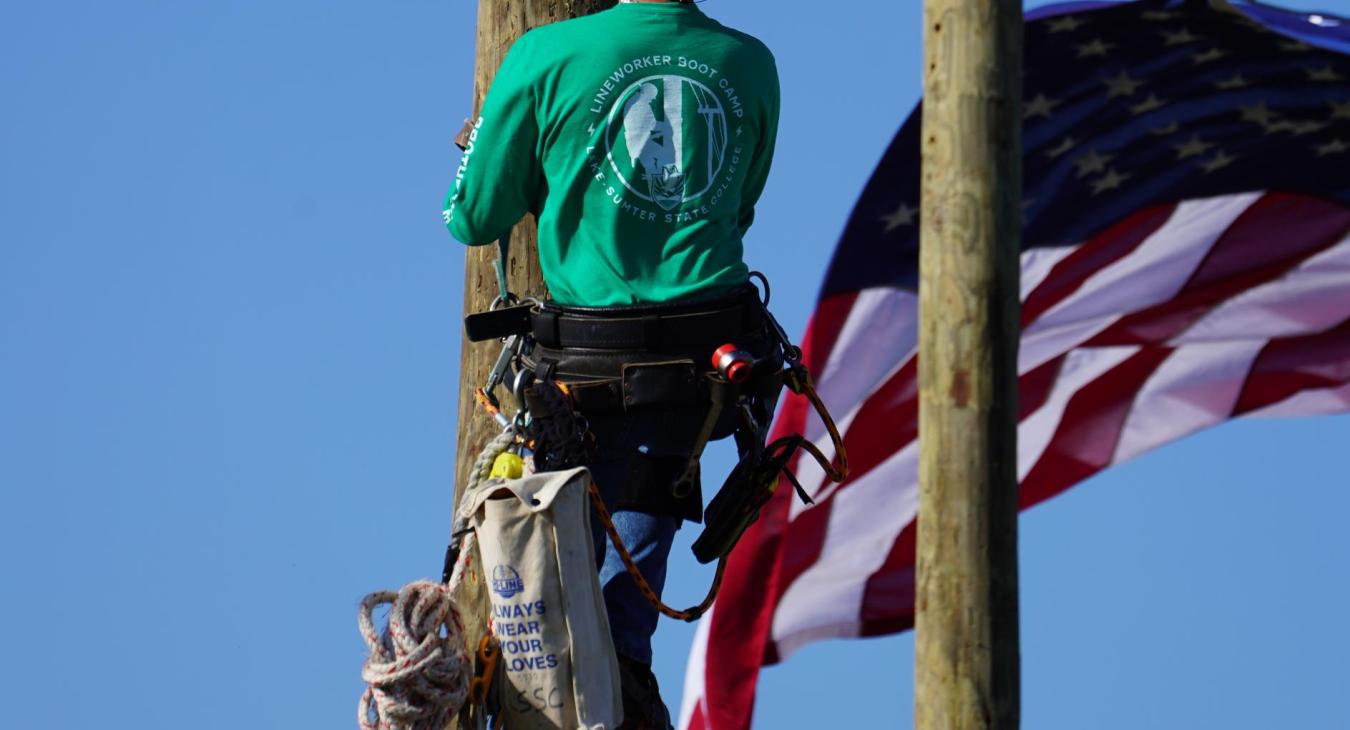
[490,452,524,479]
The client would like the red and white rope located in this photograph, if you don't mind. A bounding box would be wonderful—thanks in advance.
[357,581,471,730]
[357,429,516,729]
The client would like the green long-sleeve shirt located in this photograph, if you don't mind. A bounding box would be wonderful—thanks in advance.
[444,2,780,306]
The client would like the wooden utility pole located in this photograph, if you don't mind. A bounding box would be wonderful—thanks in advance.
[447,3,615,729]
[453,0,616,495]
[915,1,1023,728]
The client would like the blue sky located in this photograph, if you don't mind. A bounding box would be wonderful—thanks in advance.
[2,1,1347,728]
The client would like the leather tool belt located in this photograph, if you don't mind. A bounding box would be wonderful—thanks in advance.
[518,285,784,524]
[522,285,779,419]
[529,290,764,352]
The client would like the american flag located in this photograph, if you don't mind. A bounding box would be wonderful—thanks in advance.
[680,1,1350,727]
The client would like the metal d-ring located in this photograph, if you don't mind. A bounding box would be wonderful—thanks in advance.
[489,292,520,311]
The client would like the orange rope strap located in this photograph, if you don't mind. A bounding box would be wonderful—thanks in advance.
[585,478,726,623]
[785,367,850,484]
[473,387,502,418]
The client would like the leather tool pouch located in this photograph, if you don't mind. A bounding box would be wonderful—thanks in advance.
[619,359,699,411]
[692,435,801,564]
[617,449,704,524]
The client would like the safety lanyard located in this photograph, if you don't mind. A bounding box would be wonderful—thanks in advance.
[494,233,511,305]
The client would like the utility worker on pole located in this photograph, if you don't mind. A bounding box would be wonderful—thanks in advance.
[445,1,780,727]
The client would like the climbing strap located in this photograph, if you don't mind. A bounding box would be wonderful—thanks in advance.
[779,365,849,483]
[691,364,849,564]
[751,272,849,484]
[493,233,511,305]
[586,476,727,623]
[473,386,509,431]
[746,271,848,483]
[672,373,728,496]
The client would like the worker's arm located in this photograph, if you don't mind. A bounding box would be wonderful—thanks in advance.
[737,54,781,237]
[443,35,543,245]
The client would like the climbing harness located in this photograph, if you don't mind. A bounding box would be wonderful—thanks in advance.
[359,267,850,727]
[457,273,850,620]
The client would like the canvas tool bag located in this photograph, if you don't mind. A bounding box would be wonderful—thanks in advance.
[461,465,623,730]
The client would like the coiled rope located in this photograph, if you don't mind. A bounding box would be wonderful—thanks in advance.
[357,581,470,730]
[357,428,517,730]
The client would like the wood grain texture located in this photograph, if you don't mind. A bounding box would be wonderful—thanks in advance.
[916,1,1023,728]
[453,0,616,496]
[448,4,615,728]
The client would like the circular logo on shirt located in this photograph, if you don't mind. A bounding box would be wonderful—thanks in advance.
[602,74,729,211]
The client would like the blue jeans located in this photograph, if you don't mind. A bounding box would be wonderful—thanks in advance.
[584,410,694,663]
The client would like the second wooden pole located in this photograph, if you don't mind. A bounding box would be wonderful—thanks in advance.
[915,0,1023,728]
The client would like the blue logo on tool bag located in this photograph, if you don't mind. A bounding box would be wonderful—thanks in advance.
[491,565,524,599]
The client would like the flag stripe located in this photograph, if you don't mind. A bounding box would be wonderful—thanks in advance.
[1028,348,1174,505]
[1111,340,1267,464]
[1179,231,1350,344]
[800,292,861,377]
[818,359,920,495]
[1020,204,1177,325]
[1020,245,1080,301]
[771,440,920,657]
[1083,193,1350,346]
[1020,194,1260,373]
[788,290,919,514]
[859,523,917,627]
[1017,346,1141,482]
[1019,354,1070,420]
[1181,194,1350,294]
[677,603,713,727]
[1234,317,1350,415]
[1244,381,1350,420]
[805,289,919,444]
[770,356,921,630]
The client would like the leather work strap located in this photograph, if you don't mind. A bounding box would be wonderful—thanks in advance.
[530,302,761,350]
[672,374,730,496]
[561,378,627,412]
[535,361,774,416]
